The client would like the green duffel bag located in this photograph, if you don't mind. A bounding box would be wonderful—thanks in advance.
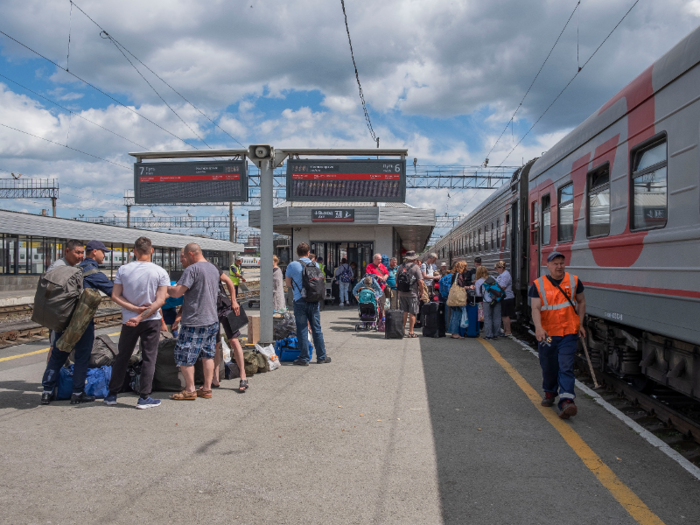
[242,350,259,377]
[254,351,269,373]
[56,288,103,353]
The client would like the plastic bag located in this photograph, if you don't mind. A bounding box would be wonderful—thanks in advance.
[255,343,280,371]
[273,312,297,341]
[460,307,469,329]
[220,334,232,363]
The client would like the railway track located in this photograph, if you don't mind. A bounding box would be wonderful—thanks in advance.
[514,329,700,467]
[0,308,122,349]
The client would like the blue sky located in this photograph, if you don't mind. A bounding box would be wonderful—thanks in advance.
[1,0,699,240]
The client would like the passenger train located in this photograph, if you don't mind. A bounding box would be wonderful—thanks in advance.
[433,26,700,401]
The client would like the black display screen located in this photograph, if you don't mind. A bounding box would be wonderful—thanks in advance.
[134,160,248,204]
[286,159,406,202]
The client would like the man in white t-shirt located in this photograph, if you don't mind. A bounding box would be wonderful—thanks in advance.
[104,236,169,409]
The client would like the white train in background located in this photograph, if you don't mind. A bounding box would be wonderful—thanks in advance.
[239,256,260,268]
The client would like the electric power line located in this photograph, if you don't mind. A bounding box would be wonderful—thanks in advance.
[484,0,581,161]
[0,72,150,150]
[498,0,640,166]
[0,28,197,150]
[71,1,246,148]
[340,0,377,145]
[0,122,130,170]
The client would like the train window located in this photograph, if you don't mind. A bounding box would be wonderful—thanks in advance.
[631,138,667,230]
[505,214,510,250]
[478,228,482,251]
[542,195,551,245]
[530,201,539,245]
[558,183,574,242]
[587,164,610,237]
[491,222,495,250]
[496,219,500,248]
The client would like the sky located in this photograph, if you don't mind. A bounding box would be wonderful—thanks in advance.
[0,0,699,241]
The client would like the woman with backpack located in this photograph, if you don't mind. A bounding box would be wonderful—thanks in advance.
[475,266,501,340]
[334,258,354,307]
[445,261,469,338]
[495,261,514,336]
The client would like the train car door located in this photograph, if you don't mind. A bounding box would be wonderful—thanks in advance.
[529,199,540,282]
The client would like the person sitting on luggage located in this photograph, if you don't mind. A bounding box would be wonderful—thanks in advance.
[105,236,169,409]
[40,240,114,406]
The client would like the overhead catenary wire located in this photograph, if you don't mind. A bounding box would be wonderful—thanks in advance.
[0,122,131,170]
[66,0,73,71]
[0,72,150,150]
[484,0,581,162]
[71,1,246,148]
[498,0,640,166]
[340,0,378,145]
[0,28,197,150]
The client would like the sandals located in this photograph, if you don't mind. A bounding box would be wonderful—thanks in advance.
[196,387,212,399]
[170,390,197,401]
[238,380,249,393]
[407,333,418,338]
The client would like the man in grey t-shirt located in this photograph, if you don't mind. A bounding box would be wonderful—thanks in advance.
[166,243,221,400]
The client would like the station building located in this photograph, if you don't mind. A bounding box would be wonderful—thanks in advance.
[249,202,436,274]
[0,209,243,290]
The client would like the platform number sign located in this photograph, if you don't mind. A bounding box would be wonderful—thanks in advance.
[286,159,406,203]
[134,160,248,204]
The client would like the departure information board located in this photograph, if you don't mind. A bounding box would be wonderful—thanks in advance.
[134,160,248,204]
[286,159,406,202]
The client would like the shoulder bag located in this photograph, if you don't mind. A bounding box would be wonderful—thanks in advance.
[446,277,467,307]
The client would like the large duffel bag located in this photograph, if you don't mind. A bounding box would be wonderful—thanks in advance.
[273,312,296,341]
[152,337,223,391]
[274,336,313,362]
[421,302,444,338]
[385,310,404,339]
[57,364,111,400]
[89,334,120,368]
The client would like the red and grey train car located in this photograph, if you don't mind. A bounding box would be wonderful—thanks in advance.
[434,25,700,400]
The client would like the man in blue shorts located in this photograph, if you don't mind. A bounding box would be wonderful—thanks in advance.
[166,243,221,400]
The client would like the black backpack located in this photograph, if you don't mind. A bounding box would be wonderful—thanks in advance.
[396,263,416,293]
[293,261,326,302]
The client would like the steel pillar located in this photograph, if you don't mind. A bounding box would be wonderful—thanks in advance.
[258,159,274,345]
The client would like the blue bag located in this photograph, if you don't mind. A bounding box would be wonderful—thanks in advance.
[481,276,507,304]
[439,274,453,300]
[381,254,389,268]
[56,365,112,399]
[274,336,313,362]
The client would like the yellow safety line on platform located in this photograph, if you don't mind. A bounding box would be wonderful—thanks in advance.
[478,337,665,525]
[0,331,122,363]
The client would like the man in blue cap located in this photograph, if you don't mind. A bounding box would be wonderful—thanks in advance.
[41,240,114,405]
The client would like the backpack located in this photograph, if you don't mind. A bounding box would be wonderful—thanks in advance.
[293,261,326,302]
[439,274,453,300]
[482,276,507,304]
[381,254,389,268]
[339,264,353,283]
[32,265,99,332]
[396,264,416,293]
[358,287,376,304]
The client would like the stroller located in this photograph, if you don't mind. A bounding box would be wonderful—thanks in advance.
[355,286,379,331]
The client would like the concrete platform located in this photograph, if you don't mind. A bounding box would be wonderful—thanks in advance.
[0,309,698,524]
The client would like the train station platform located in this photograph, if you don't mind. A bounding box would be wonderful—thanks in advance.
[0,309,698,524]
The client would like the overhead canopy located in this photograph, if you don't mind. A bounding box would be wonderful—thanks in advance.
[0,209,244,252]
[249,202,435,253]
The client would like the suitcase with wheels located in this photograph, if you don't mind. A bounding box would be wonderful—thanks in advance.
[421,302,443,338]
[437,302,447,338]
[466,303,480,337]
[385,310,405,339]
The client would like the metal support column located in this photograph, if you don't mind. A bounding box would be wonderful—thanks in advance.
[51,197,56,217]
[258,159,274,345]
[126,205,131,228]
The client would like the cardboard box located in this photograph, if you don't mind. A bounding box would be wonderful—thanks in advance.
[247,313,260,345]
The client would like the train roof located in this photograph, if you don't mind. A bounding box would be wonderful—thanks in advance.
[530,24,700,180]
[0,208,244,252]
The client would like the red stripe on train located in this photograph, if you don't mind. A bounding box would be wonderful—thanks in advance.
[586,281,700,299]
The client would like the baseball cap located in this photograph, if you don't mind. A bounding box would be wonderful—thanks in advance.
[85,240,111,252]
[547,251,565,262]
[440,262,447,267]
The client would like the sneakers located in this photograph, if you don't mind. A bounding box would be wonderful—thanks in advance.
[339,302,346,308]
[293,359,309,366]
[317,356,332,364]
[559,400,578,419]
[136,396,161,409]
[103,394,118,406]
[40,391,52,405]
[541,392,556,407]
[70,392,96,405]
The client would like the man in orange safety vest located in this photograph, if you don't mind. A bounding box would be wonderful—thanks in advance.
[529,251,586,419]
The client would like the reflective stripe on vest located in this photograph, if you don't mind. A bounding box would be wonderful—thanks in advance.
[534,273,580,337]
